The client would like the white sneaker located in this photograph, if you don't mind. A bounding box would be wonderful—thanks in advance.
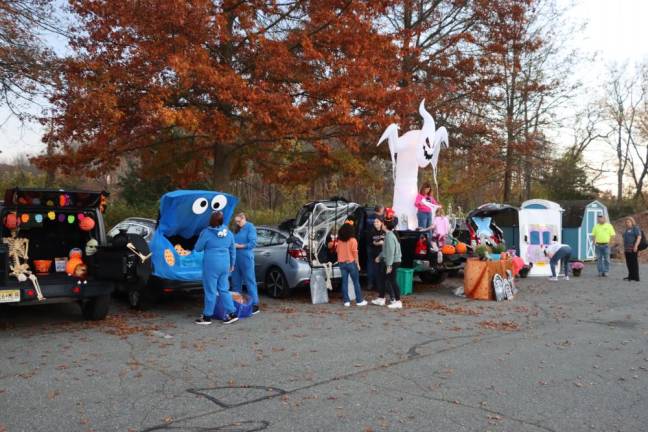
[343,302,351,307]
[387,300,403,309]
[371,298,386,306]
[563,276,570,281]
[548,277,559,282]
[356,300,368,306]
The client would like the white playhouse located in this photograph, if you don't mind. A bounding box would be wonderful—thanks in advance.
[518,199,564,276]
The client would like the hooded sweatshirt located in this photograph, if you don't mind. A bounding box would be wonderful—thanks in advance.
[194,225,236,272]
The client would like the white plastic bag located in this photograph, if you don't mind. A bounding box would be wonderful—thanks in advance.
[310,269,329,304]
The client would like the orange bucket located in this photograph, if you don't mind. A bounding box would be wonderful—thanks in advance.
[33,260,52,274]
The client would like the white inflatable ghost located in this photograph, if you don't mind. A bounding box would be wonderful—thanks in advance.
[378,100,449,230]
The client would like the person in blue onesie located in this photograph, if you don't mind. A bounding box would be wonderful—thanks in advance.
[194,211,238,325]
[232,212,260,315]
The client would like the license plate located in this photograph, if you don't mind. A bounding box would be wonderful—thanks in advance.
[0,290,20,303]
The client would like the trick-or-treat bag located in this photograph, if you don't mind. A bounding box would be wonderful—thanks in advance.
[310,268,329,304]
[214,292,254,321]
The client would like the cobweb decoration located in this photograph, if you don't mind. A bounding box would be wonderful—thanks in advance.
[290,201,359,265]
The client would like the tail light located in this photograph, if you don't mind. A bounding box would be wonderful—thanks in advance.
[72,286,81,294]
[288,248,308,260]
[26,289,36,297]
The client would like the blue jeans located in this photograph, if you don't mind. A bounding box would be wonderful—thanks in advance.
[417,211,432,230]
[232,252,259,305]
[595,244,610,275]
[550,246,572,277]
[340,262,363,303]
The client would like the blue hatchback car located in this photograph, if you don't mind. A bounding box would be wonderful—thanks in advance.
[107,190,238,308]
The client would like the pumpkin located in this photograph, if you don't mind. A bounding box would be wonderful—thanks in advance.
[3,212,20,230]
[455,242,468,254]
[441,244,456,255]
[79,216,96,231]
[66,249,84,275]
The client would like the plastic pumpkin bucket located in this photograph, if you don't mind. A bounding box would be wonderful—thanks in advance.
[33,260,52,274]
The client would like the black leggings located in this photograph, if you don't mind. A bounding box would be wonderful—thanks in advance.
[385,262,401,301]
[625,251,640,281]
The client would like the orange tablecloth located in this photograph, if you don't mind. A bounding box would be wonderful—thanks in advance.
[464,258,513,301]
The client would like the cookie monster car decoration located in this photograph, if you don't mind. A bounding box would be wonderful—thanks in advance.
[100,190,238,309]
[150,190,238,281]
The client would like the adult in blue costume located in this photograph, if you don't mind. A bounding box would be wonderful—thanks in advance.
[232,212,260,314]
[194,211,238,325]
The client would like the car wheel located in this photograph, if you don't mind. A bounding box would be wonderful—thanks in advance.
[265,267,289,298]
[81,294,110,320]
[448,269,461,277]
[418,270,448,285]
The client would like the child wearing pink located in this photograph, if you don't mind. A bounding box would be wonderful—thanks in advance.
[415,183,438,230]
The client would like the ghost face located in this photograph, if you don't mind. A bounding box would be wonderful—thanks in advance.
[85,239,98,256]
[416,132,435,168]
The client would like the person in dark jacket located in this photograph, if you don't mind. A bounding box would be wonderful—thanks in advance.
[194,211,238,325]
[622,217,642,282]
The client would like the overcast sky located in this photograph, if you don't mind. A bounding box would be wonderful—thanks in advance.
[1,0,647,192]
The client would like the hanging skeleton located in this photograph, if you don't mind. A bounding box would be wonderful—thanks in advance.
[2,231,45,301]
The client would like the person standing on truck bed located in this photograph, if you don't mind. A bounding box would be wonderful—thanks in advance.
[336,222,367,307]
[194,211,238,325]
[415,183,438,233]
[232,212,260,315]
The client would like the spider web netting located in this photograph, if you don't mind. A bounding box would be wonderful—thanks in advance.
[291,201,360,266]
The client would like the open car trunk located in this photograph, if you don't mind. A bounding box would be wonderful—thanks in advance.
[1,188,107,283]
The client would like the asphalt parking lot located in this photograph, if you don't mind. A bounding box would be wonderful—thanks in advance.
[1,262,647,432]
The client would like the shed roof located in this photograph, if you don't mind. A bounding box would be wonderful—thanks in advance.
[558,200,607,228]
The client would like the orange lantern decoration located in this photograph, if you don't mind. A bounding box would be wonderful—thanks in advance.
[3,212,20,230]
[79,216,95,232]
[66,249,84,275]
[441,244,456,255]
[455,242,468,254]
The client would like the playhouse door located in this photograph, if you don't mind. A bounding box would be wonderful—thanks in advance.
[519,209,561,276]
[584,208,603,260]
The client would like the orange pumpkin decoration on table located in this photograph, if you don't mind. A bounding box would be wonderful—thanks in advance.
[455,242,468,254]
[441,244,456,255]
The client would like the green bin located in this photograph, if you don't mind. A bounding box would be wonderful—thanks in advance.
[396,267,414,296]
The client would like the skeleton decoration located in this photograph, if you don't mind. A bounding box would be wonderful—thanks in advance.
[2,232,45,301]
[127,242,152,263]
[290,201,359,266]
[377,100,449,230]
[85,238,98,256]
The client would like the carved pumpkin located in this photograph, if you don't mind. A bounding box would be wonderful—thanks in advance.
[441,244,456,255]
[3,212,20,230]
[79,216,96,232]
[455,242,468,254]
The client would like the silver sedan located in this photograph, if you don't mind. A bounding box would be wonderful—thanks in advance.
[253,226,313,298]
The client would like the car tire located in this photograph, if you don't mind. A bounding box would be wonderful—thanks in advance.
[448,269,462,277]
[81,294,110,321]
[418,270,448,285]
[265,267,290,298]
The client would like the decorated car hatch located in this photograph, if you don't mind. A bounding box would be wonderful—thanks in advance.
[150,190,238,281]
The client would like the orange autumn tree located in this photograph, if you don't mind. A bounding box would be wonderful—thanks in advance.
[36,0,400,190]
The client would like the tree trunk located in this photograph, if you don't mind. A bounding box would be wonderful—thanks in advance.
[211,143,232,192]
[616,124,623,204]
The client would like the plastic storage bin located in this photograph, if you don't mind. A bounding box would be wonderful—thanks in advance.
[396,267,414,296]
